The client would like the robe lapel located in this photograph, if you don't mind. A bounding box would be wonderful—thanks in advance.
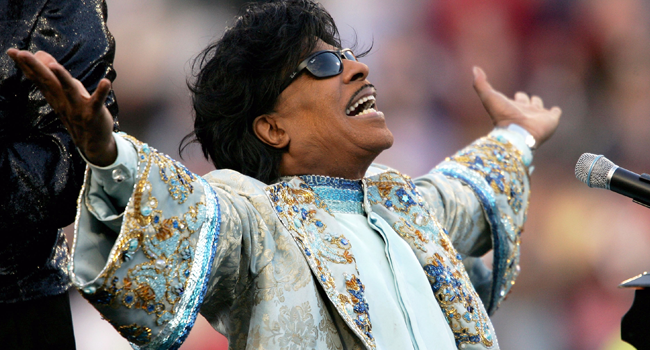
[265,178,376,349]
[364,171,498,349]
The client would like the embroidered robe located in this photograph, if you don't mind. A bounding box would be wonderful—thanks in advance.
[70,132,529,350]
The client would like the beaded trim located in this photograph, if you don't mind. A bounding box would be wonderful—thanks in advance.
[265,180,375,348]
[365,171,497,348]
[437,135,528,315]
[145,179,221,350]
[298,175,364,214]
[71,135,221,350]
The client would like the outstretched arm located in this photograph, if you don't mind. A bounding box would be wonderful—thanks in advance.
[414,67,562,314]
[425,66,562,254]
[7,48,278,349]
[7,49,117,166]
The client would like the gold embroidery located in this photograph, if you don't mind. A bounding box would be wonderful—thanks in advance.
[448,137,527,214]
[365,170,497,347]
[393,217,429,252]
[265,180,376,348]
[81,135,209,338]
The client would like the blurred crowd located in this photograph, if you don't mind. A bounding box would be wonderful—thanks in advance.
[67,0,650,349]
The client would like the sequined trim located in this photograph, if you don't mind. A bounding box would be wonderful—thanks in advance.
[445,137,527,214]
[72,135,220,350]
[298,175,363,191]
[365,171,496,348]
[299,175,364,214]
[140,179,221,350]
[266,180,376,349]
[435,161,514,315]
[435,135,527,313]
[156,152,196,204]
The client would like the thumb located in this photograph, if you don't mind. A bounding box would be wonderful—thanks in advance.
[472,66,494,101]
[91,78,112,112]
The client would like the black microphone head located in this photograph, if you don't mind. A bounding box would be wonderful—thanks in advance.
[575,153,617,189]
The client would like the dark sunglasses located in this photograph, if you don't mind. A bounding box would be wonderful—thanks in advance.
[283,49,357,88]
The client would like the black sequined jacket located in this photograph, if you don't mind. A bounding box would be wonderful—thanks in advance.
[0,0,118,302]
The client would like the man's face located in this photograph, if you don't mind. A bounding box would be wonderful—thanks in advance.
[273,40,394,177]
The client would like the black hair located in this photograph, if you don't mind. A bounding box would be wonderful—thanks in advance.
[181,0,345,184]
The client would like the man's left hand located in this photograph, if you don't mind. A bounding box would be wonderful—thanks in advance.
[472,66,561,148]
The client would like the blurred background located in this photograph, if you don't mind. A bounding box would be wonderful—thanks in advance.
[64,0,650,348]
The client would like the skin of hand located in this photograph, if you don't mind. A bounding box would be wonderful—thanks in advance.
[6,49,117,166]
[472,66,561,148]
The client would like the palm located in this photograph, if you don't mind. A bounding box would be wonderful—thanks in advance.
[7,49,116,166]
[472,67,561,147]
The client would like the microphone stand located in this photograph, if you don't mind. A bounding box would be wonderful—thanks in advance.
[620,272,650,349]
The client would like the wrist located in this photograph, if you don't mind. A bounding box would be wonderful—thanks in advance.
[81,134,117,167]
[502,123,536,150]
[490,124,534,168]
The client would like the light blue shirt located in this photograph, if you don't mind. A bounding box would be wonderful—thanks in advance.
[300,175,457,349]
[336,212,457,349]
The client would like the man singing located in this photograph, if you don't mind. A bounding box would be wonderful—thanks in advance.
[8,0,560,349]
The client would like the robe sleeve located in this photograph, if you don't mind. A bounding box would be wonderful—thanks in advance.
[414,129,532,315]
[69,132,274,349]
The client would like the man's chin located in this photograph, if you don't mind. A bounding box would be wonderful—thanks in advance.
[380,129,395,150]
[366,132,395,156]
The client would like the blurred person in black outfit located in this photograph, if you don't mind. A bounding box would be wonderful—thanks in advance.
[0,0,118,348]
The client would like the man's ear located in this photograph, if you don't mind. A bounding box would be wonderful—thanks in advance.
[253,114,289,149]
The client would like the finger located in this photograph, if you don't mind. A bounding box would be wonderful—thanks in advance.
[7,49,38,79]
[472,66,495,101]
[50,63,89,103]
[34,50,59,68]
[550,106,562,118]
[11,50,66,102]
[514,92,530,104]
[91,78,112,112]
[6,48,20,63]
[531,95,543,109]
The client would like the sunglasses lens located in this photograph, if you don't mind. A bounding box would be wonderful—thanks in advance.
[342,50,357,61]
[306,52,342,78]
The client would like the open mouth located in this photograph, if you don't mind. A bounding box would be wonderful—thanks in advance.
[345,85,378,117]
[346,95,377,116]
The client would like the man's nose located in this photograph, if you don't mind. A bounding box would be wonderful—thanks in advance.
[342,59,369,83]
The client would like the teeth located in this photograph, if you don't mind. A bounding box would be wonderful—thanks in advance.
[346,95,376,116]
[357,107,376,116]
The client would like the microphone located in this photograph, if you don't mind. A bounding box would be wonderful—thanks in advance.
[575,153,650,208]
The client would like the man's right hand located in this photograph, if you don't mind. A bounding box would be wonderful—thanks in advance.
[7,49,117,166]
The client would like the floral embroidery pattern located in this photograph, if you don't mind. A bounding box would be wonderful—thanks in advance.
[251,303,319,349]
[447,137,526,214]
[253,235,312,305]
[77,135,220,348]
[366,171,497,348]
[393,217,430,252]
[424,254,495,347]
[154,150,196,204]
[317,296,344,350]
[266,180,375,349]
